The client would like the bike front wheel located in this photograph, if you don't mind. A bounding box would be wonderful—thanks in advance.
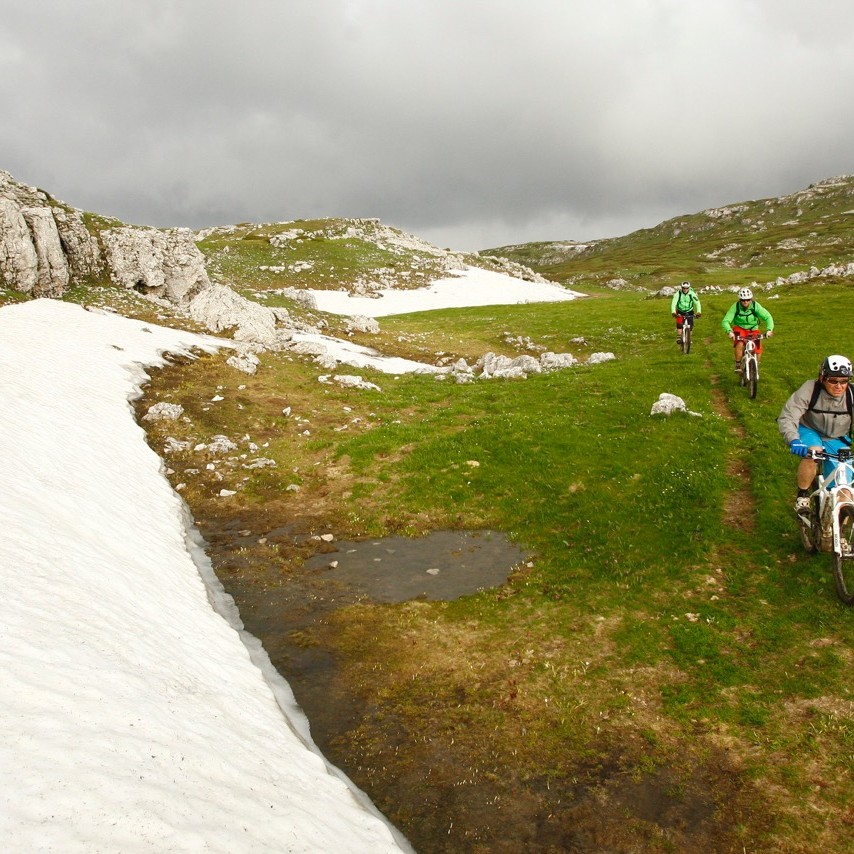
[832,506,854,605]
[799,486,820,553]
[683,324,692,355]
[747,357,758,399]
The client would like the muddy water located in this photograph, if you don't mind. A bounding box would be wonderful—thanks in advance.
[214,528,529,759]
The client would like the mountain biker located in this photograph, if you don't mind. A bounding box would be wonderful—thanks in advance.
[670,280,702,343]
[778,354,853,517]
[721,287,774,373]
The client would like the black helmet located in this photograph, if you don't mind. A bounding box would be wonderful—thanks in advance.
[820,354,853,379]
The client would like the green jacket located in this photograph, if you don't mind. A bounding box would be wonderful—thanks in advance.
[721,299,774,333]
[670,288,701,315]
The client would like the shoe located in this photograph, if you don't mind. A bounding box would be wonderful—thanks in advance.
[734,362,742,373]
[795,495,810,517]
[677,336,683,344]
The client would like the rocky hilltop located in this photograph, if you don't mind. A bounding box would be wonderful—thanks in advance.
[0,170,211,301]
[0,170,546,306]
[0,168,562,373]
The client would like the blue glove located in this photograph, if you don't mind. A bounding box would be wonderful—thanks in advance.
[789,440,808,458]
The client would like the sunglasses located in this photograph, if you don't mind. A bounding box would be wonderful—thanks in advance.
[826,378,850,386]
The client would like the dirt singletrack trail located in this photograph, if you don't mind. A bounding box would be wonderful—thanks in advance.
[704,345,757,533]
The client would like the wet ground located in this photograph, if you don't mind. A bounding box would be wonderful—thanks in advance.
[211,526,529,766]
[200,514,761,853]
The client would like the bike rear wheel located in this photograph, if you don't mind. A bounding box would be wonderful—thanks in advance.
[833,506,854,605]
[747,357,758,399]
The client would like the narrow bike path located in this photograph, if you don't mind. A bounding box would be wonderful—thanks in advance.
[703,338,758,538]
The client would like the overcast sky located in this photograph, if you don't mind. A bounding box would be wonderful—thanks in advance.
[3,1,854,252]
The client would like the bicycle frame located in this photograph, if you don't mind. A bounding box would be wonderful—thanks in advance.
[801,447,854,604]
[735,333,766,360]
[676,311,695,354]
[810,449,854,550]
[735,333,766,398]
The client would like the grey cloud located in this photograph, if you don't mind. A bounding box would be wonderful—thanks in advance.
[3,0,854,252]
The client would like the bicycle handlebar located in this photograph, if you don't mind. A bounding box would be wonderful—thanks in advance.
[808,448,853,462]
[733,333,769,341]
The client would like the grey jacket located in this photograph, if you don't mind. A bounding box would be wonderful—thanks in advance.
[778,379,852,445]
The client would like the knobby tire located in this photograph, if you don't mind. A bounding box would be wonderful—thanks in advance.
[833,506,854,605]
[748,357,758,399]
[799,485,820,553]
[683,325,692,355]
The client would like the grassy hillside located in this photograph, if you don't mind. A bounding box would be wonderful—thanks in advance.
[486,174,854,293]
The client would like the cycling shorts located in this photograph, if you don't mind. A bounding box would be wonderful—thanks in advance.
[732,326,762,354]
[798,426,851,477]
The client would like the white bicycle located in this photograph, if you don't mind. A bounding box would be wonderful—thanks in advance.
[735,333,768,400]
[798,447,854,605]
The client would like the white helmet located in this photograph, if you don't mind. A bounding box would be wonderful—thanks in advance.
[681,281,691,289]
[821,354,853,379]
[738,287,753,300]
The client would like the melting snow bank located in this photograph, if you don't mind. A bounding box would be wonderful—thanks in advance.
[0,300,409,853]
[289,330,440,374]
[307,265,585,317]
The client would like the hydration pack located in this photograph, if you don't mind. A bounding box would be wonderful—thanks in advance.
[733,300,758,325]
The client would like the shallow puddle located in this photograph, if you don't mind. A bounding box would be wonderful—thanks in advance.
[211,527,530,767]
[303,529,530,603]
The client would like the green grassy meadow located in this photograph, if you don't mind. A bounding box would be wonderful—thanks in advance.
[7,170,854,848]
[134,275,854,851]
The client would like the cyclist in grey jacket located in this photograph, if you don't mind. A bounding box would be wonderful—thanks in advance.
[778,354,853,516]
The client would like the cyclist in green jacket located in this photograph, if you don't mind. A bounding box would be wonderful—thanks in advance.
[722,287,774,372]
[670,280,702,344]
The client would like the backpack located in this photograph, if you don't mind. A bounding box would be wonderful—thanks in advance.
[733,299,758,325]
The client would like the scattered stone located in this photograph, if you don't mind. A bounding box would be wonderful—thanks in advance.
[344,315,380,334]
[207,435,238,454]
[227,351,261,374]
[143,401,184,421]
[587,352,616,365]
[242,458,276,469]
[163,437,191,454]
[650,393,702,417]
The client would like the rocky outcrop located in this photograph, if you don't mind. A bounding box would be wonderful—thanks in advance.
[0,170,209,303]
[100,226,210,302]
[0,170,101,297]
[185,283,292,349]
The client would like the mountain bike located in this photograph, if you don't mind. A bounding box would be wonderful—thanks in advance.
[676,311,697,355]
[735,332,767,399]
[797,447,854,604]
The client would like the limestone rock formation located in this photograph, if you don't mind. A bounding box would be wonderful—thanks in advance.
[100,226,210,302]
[0,170,101,297]
[0,170,209,304]
[185,283,291,349]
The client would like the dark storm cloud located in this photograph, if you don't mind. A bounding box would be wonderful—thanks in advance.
[3,0,854,251]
